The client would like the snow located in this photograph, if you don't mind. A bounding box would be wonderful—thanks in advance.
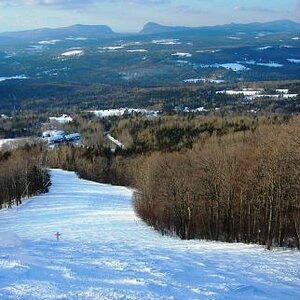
[126,49,148,53]
[0,232,22,247]
[280,45,293,48]
[49,114,73,124]
[4,51,16,58]
[0,139,15,148]
[0,169,299,300]
[217,90,261,96]
[91,108,158,118]
[65,37,88,41]
[287,59,300,64]
[28,45,44,51]
[176,60,189,64]
[218,63,249,71]
[184,78,225,84]
[61,50,84,57]
[228,36,241,40]
[257,46,273,50]
[196,49,221,53]
[100,46,125,50]
[256,62,283,68]
[0,138,30,150]
[275,89,289,94]
[106,134,125,149]
[152,39,181,45]
[0,75,28,82]
[183,78,204,83]
[127,49,148,53]
[172,52,192,58]
[198,63,249,71]
[38,40,61,45]
[242,60,256,65]
[283,94,298,98]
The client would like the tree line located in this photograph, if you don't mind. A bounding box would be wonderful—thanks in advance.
[134,119,300,249]
[46,114,300,249]
[0,144,50,209]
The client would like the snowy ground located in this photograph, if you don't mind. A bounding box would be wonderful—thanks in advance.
[0,169,299,300]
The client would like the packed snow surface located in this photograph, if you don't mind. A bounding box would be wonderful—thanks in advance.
[0,170,299,300]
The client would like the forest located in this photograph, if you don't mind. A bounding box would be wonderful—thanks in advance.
[42,114,300,249]
[0,101,300,249]
[0,144,50,209]
[134,121,300,249]
[0,80,299,114]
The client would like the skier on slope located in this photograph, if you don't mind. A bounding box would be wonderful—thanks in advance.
[55,232,61,241]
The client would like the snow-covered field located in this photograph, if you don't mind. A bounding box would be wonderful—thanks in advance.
[61,49,84,57]
[152,39,181,45]
[0,170,299,300]
[0,75,27,82]
[49,114,73,124]
[91,108,158,118]
[127,49,148,53]
[198,63,249,71]
[172,52,192,58]
[288,58,300,64]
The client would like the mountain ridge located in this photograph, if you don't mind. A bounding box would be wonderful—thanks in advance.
[0,19,299,41]
[140,19,300,35]
[0,24,115,40]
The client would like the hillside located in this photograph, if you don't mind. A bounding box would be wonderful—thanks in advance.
[0,170,299,299]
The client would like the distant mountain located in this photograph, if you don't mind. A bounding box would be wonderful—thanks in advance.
[140,22,191,35]
[140,20,300,35]
[0,24,115,41]
[1,20,299,43]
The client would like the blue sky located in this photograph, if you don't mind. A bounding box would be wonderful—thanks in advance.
[0,0,299,32]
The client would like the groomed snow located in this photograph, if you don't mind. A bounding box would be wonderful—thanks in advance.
[0,170,299,300]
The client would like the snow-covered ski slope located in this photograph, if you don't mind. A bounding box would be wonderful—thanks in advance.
[0,169,299,300]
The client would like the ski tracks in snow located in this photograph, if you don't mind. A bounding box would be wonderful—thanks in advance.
[0,169,299,300]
